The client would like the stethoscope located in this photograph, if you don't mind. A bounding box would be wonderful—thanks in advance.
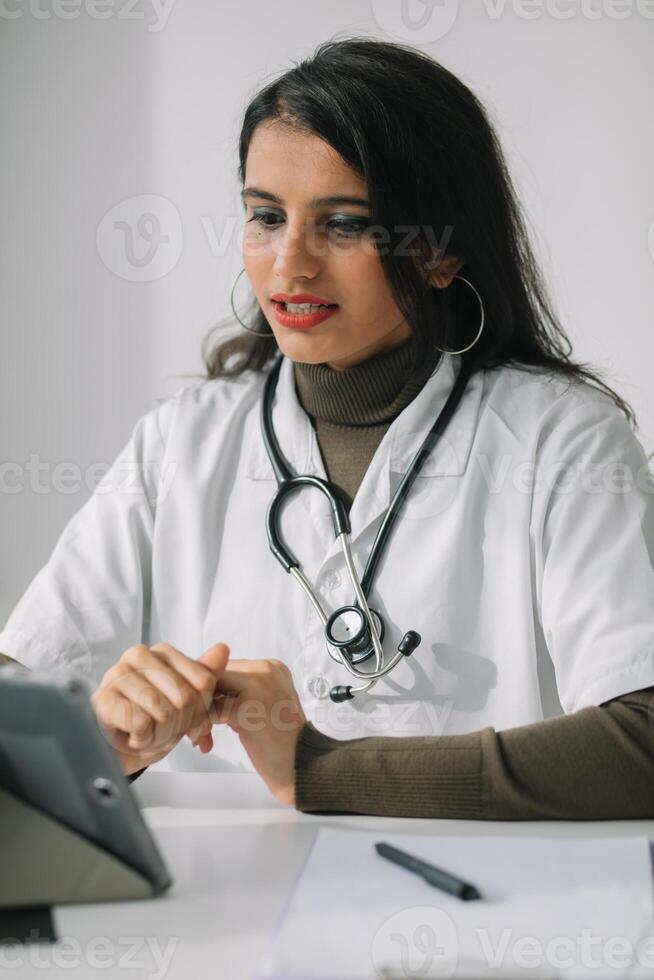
[260,352,473,703]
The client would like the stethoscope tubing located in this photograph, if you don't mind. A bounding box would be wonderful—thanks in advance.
[259,351,473,694]
[260,354,388,691]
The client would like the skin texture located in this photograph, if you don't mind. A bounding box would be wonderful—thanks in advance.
[212,659,307,806]
[240,119,462,371]
[91,643,230,776]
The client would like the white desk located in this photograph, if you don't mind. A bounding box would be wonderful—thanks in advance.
[6,772,654,979]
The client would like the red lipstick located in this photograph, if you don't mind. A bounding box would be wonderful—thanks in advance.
[270,292,340,331]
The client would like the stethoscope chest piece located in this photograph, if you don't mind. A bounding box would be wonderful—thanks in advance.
[260,352,473,702]
[325,605,385,665]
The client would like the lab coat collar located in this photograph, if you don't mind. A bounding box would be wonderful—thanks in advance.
[245,351,482,555]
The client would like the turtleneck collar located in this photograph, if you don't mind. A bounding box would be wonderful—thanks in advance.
[292,332,443,427]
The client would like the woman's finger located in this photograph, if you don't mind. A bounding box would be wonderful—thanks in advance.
[195,732,213,752]
[149,643,222,706]
[94,686,156,743]
[111,671,187,747]
[93,691,181,766]
[210,692,242,730]
[212,662,265,697]
[186,716,213,741]
[122,646,206,726]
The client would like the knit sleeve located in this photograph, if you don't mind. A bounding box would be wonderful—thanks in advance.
[294,686,654,819]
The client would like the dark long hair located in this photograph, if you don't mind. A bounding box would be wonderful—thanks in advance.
[203,35,636,428]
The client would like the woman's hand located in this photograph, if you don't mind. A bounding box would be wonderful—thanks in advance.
[91,641,230,775]
[211,659,307,805]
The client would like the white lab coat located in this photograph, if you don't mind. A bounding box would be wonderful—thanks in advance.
[1,352,653,773]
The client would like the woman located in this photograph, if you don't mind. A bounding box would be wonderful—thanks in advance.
[1,37,653,819]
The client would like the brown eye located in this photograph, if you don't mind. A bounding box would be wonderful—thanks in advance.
[248,211,283,229]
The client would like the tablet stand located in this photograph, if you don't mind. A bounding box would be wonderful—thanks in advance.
[0,782,155,910]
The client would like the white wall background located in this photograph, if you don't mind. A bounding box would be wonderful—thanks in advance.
[1,0,653,626]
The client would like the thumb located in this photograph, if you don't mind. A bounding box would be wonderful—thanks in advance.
[197,642,230,681]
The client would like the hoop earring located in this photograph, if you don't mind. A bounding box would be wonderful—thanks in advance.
[229,267,275,336]
[432,274,485,356]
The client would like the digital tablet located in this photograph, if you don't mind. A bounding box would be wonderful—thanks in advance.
[0,664,172,895]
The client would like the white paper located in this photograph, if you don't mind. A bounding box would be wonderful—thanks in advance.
[257,829,654,980]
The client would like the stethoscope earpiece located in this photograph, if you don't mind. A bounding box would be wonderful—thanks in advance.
[328,631,422,702]
[398,630,421,657]
[329,685,354,703]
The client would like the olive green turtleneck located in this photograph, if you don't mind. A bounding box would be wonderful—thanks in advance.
[292,333,442,509]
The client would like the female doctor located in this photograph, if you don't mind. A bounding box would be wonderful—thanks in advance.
[1,38,654,819]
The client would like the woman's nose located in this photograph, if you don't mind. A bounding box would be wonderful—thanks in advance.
[271,220,322,280]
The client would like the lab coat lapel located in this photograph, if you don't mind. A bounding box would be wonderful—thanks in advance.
[343,352,483,551]
[244,352,483,563]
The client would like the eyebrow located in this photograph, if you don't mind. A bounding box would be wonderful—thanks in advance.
[240,186,370,208]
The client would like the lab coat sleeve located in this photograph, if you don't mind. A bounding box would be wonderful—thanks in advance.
[532,389,654,713]
[0,392,181,691]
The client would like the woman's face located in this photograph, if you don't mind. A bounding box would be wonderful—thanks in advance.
[240,120,414,371]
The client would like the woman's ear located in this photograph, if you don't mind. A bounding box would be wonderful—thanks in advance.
[417,250,464,288]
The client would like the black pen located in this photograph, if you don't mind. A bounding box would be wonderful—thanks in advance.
[375,841,482,901]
